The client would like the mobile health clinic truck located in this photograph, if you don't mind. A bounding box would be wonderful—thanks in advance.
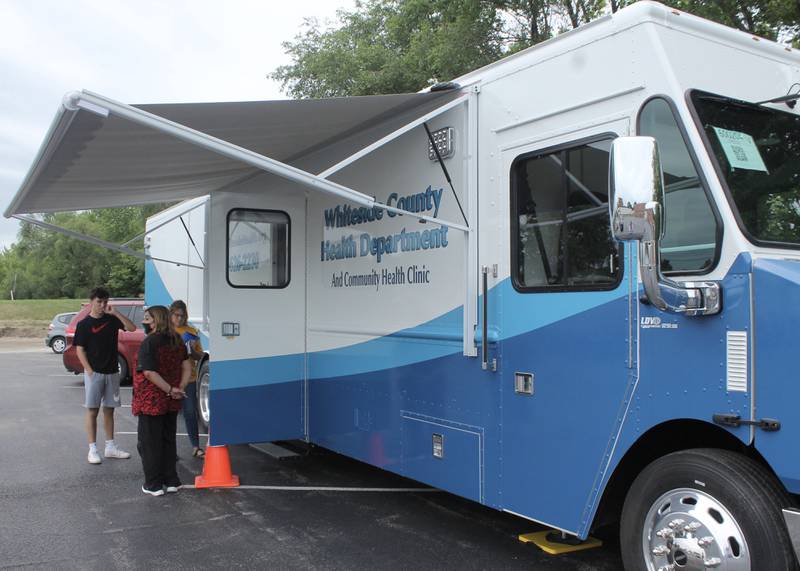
[7,2,800,568]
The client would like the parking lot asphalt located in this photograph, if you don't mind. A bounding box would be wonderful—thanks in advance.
[0,339,623,570]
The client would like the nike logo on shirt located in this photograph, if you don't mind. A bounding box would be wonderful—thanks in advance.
[91,322,109,333]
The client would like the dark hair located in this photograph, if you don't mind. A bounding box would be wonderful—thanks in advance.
[89,287,110,301]
[145,305,182,346]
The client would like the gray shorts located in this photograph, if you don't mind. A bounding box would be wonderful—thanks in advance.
[84,372,121,409]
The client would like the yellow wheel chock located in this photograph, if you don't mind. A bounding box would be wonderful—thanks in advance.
[518,530,602,555]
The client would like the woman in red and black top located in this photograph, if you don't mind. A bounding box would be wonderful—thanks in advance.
[132,305,190,497]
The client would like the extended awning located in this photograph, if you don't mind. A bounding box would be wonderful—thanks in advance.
[5,87,478,357]
[4,88,466,219]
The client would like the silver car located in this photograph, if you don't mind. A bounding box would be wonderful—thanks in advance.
[46,312,77,354]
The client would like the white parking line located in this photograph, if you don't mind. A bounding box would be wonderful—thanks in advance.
[62,386,133,389]
[182,485,439,492]
[116,431,209,437]
[0,348,50,354]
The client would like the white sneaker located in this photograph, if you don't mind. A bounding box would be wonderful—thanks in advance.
[88,449,102,464]
[104,446,131,459]
[142,485,164,497]
[165,485,181,493]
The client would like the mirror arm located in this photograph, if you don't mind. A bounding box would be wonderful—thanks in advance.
[640,240,667,311]
[639,240,721,316]
[609,136,721,318]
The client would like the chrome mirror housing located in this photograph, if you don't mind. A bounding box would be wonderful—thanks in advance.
[609,137,720,316]
[609,137,665,243]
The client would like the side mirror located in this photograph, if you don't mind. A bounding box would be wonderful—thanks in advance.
[609,137,665,243]
[608,137,720,316]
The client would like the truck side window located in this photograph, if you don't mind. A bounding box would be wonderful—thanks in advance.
[113,305,133,319]
[638,98,719,273]
[511,137,621,291]
[131,306,145,328]
[227,209,290,288]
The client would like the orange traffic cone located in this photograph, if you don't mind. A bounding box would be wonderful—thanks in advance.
[195,441,240,488]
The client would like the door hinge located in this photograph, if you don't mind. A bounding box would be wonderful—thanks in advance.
[712,413,780,432]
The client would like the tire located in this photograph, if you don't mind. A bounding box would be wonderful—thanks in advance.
[197,360,210,432]
[50,336,66,354]
[117,354,130,386]
[620,448,798,571]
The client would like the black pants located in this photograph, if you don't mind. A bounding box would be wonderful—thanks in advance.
[137,412,180,490]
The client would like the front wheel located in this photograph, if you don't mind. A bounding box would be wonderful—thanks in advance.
[50,336,66,354]
[197,360,210,432]
[621,448,798,571]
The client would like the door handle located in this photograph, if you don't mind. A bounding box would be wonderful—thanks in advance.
[481,266,496,371]
[482,266,488,369]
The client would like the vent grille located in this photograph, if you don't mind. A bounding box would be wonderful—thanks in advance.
[726,331,748,392]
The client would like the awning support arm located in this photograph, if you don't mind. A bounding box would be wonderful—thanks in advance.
[12,214,205,270]
[121,195,210,247]
[317,94,469,180]
[120,230,146,248]
[423,122,468,227]
[179,216,205,266]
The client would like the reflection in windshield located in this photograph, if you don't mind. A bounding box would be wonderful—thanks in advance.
[691,91,800,245]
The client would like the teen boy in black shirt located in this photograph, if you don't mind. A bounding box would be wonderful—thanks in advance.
[74,287,136,464]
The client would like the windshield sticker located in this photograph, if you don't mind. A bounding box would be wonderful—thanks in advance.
[713,127,768,173]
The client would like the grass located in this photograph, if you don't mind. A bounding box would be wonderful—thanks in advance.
[0,299,85,322]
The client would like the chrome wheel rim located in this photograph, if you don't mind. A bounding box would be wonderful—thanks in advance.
[52,338,66,353]
[198,367,210,425]
[642,487,749,571]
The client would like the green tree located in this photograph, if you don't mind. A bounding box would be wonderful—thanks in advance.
[271,0,504,97]
[495,0,556,49]
[273,0,799,101]
[0,204,170,299]
[666,0,799,43]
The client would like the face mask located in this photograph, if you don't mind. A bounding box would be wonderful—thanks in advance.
[143,323,152,335]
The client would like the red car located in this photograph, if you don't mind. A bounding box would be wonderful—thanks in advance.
[62,299,145,384]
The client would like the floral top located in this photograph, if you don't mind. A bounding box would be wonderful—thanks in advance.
[132,333,188,416]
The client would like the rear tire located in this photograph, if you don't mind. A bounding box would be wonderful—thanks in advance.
[117,354,130,386]
[197,360,210,432]
[620,448,798,571]
[50,336,66,354]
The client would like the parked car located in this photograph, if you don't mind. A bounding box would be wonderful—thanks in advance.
[45,311,78,353]
[63,299,145,384]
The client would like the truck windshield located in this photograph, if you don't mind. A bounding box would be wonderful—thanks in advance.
[690,90,800,246]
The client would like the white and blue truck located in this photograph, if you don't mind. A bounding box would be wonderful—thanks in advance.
[7,2,800,568]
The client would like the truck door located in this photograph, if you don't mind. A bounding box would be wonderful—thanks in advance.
[499,125,632,532]
[206,177,307,445]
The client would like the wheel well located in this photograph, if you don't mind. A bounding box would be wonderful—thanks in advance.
[196,353,210,382]
[116,353,130,384]
[592,419,772,531]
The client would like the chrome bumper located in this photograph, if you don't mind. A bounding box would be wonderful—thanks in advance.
[783,508,800,561]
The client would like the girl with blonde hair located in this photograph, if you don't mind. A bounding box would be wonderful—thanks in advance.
[169,300,205,457]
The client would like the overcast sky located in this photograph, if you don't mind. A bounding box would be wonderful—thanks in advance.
[0,0,353,249]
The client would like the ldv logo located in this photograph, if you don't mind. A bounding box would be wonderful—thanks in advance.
[641,316,662,328]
